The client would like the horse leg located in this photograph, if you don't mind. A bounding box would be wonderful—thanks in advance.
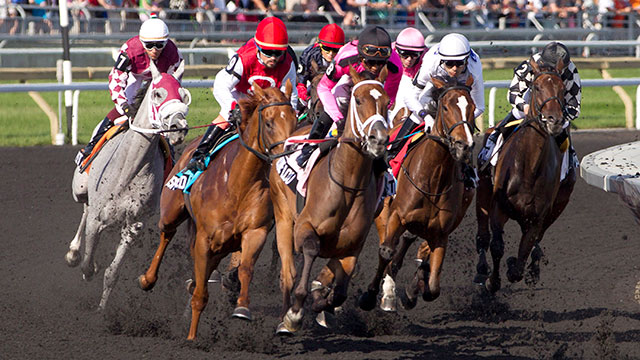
[311,264,334,311]
[222,251,242,294]
[98,222,142,310]
[543,169,576,231]
[66,204,88,267]
[315,256,358,329]
[421,237,447,301]
[273,207,296,334]
[486,206,509,293]
[358,210,404,311]
[507,223,543,284]
[187,232,220,340]
[139,230,175,291]
[283,224,319,333]
[232,228,268,321]
[474,166,493,285]
[80,216,106,282]
[525,243,544,285]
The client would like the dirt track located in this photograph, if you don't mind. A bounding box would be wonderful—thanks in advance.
[2,130,640,359]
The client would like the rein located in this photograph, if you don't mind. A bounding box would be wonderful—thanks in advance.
[531,71,564,127]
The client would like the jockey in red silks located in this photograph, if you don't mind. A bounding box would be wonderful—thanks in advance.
[296,25,403,168]
[296,23,345,113]
[75,17,183,166]
[185,16,299,172]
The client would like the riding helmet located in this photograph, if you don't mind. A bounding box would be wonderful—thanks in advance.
[318,23,345,49]
[438,33,471,61]
[357,26,392,61]
[395,27,426,53]
[139,18,169,42]
[254,17,289,51]
[540,41,570,68]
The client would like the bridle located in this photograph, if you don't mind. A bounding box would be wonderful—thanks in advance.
[530,71,565,128]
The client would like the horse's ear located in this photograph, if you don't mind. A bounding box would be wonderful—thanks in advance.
[284,78,293,100]
[530,56,540,74]
[377,66,388,84]
[432,77,445,89]
[252,82,266,99]
[465,74,474,88]
[149,59,161,81]
[350,66,363,85]
[556,57,565,73]
[179,88,191,106]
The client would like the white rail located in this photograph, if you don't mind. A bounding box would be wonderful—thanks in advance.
[4,78,640,145]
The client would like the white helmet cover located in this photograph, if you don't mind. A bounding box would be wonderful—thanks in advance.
[438,33,470,60]
[139,18,169,42]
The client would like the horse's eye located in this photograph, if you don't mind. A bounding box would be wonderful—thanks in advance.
[443,105,448,112]
[265,120,274,130]
[355,98,362,106]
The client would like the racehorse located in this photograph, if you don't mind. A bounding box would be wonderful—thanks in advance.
[358,75,477,312]
[65,62,190,310]
[270,67,390,334]
[474,58,576,293]
[138,81,297,340]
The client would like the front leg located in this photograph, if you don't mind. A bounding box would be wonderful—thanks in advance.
[232,228,268,321]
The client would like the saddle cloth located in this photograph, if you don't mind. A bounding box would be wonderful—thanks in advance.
[275,135,325,198]
[388,123,425,179]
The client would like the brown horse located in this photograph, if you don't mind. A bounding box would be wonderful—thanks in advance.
[138,81,297,340]
[474,58,576,293]
[358,75,477,312]
[270,67,390,334]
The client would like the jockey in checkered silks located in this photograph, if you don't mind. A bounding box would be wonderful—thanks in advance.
[478,41,582,168]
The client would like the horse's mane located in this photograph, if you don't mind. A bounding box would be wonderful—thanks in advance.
[131,81,151,114]
[237,87,286,124]
[432,75,471,100]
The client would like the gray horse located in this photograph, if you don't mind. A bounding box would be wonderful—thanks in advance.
[66,62,190,310]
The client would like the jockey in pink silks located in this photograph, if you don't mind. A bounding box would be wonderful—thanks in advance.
[296,25,403,167]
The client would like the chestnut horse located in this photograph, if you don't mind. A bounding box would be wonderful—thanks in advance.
[270,67,390,334]
[138,81,297,340]
[474,59,576,293]
[358,76,477,312]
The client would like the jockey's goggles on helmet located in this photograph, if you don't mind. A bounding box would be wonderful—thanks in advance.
[143,40,167,50]
[320,44,340,54]
[258,46,285,58]
[442,59,466,68]
[397,48,421,58]
[361,44,391,58]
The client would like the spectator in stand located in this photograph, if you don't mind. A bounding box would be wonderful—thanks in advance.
[29,0,53,33]
[139,0,163,20]
[7,0,28,35]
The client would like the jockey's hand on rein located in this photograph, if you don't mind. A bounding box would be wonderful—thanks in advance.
[122,102,137,119]
[186,157,205,173]
[229,102,241,124]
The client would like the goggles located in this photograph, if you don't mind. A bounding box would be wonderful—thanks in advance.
[442,59,466,68]
[143,41,167,50]
[363,58,387,68]
[320,44,340,54]
[361,44,391,58]
[258,46,285,58]
[397,48,421,59]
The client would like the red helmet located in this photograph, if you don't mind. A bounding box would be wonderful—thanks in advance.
[318,23,345,49]
[254,17,288,51]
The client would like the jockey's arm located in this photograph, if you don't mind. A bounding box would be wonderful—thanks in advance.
[108,48,133,115]
[317,71,343,123]
[507,60,530,119]
[383,61,402,109]
[281,61,299,110]
[469,67,485,119]
[213,57,242,122]
[403,59,432,124]
[562,61,581,121]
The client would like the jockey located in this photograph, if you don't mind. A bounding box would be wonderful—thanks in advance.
[296,25,403,168]
[296,23,345,113]
[395,32,484,187]
[75,17,183,166]
[390,27,427,119]
[185,16,299,172]
[478,41,581,167]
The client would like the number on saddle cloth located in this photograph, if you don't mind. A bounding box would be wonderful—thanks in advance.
[165,133,239,194]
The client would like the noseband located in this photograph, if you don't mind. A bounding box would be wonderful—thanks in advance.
[426,85,476,150]
[347,79,389,147]
[233,100,293,164]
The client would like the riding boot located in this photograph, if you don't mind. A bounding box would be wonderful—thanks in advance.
[296,111,333,168]
[75,116,113,166]
[386,119,416,163]
[186,125,226,172]
[478,112,515,166]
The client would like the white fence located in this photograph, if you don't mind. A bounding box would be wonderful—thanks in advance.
[3,78,640,145]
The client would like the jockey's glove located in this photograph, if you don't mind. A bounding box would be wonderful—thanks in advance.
[122,102,137,119]
[417,109,428,121]
[229,102,241,124]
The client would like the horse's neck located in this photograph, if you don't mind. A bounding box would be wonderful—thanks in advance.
[331,137,372,190]
[122,90,161,164]
[229,123,269,186]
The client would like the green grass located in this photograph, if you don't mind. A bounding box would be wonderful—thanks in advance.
[2,68,639,146]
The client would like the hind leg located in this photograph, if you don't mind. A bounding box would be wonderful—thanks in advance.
[314,257,358,329]
[507,223,543,284]
[80,213,107,282]
[66,204,88,267]
[474,165,493,285]
[486,205,509,293]
[99,222,142,310]
[232,227,269,321]
[525,244,544,285]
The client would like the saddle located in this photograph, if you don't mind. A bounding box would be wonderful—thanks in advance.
[165,130,239,194]
[80,125,174,181]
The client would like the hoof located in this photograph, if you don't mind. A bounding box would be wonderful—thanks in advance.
[398,288,417,310]
[276,322,294,335]
[422,290,439,302]
[358,291,377,311]
[473,273,488,285]
[232,306,252,321]
[65,250,80,267]
[506,257,522,283]
[485,277,501,293]
[138,274,155,291]
[414,258,423,267]
[283,308,303,333]
[185,279,195,294]
[315,311,336,329]
[380,294,397,312]
[208,270,222,283]
[310,280,325,293]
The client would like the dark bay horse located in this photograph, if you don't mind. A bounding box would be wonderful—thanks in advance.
[270,67,390,334]
[138,81,297,340]
[358,76,477,312]
[474,58,576,293]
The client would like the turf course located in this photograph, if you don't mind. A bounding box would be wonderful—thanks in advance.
[1,67,638,146]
